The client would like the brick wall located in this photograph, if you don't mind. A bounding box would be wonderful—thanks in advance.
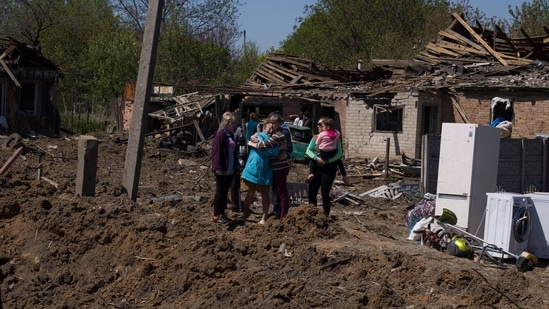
[276,88,549,162]
[345,91,421,160]
[454,90,549,139]
[331,98,347,138]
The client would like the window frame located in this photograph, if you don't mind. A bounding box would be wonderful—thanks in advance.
[373,104,404,133]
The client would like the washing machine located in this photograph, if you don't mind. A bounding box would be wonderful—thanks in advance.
[483,193,532,259]
[524,192,549,259]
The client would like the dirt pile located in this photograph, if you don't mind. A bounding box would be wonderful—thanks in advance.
[0,132,547,308]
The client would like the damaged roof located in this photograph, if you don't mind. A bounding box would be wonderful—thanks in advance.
[0,36,60,87]
[0,37,59,70]
[242,13,549,96]
[242,54,393,90]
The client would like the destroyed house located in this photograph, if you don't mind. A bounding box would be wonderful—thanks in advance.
[239,13,549,164]
[0,37,60,137]
[131,12,549,168]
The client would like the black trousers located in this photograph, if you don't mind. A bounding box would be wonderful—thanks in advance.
[213,174,233,216]
[307,162,338,216]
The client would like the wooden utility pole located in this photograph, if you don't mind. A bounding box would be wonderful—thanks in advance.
[122,0,164,201]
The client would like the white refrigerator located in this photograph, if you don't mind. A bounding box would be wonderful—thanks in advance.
[435,123,501,238]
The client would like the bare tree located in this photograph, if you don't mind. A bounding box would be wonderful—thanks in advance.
[113,0,241,50]
[0,0,62,45]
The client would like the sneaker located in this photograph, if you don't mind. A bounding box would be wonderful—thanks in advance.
[212,215,228,224]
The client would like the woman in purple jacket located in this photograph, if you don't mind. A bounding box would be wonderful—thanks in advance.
[210,112,239,224]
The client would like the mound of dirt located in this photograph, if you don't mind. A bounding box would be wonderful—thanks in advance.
[0,132,546,308]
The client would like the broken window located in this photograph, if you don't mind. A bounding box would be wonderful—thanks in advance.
[490,97,514,124]
[20,82,38,114]
[374,105,403,132]
[490,97,514,138]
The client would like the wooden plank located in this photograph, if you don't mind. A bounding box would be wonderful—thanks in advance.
[444,29,486,52]
[267,55,315,69]
[418,51,438,60]
[451,12,508,66]
[436,41,489,55]
[498,58,532,66]
[148,113,175,121]
[519,27,542,57]
[289,74,304,84]
[253,69,281,84]
[0,44,16,60]
[438,30,461,42]
[0,59,21,87]
[414,54,438,65]
[451,97,470,123]
[495,24,521,57]
[347,173,384,178]
[263,62,298,79]
[193,120,205,142]
[256,67,287,83]
[425,42,461,57]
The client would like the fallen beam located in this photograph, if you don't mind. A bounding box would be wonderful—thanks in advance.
[0,144,27,176]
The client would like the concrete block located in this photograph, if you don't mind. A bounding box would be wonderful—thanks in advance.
[76,135,99,196]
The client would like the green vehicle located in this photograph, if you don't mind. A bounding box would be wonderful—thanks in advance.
[286,124,313,163]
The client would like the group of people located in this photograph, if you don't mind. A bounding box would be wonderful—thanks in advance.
[293,111,312,128]
[210,111,349,224]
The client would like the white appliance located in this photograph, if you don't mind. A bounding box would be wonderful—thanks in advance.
[524,192,549,259]
[436,123,501,238]
[484,193,532,258]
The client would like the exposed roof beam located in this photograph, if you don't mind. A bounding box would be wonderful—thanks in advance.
[451,12,509,66]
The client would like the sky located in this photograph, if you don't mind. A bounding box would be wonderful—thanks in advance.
[238,0,531,53]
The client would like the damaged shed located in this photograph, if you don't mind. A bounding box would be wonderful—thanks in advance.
[0,37,60,137]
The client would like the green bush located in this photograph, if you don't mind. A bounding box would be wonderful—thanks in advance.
[59,111,107,134]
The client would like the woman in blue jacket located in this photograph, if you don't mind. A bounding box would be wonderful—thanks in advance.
[241,119,279,224]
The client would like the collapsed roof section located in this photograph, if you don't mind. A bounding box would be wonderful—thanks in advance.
[0,36,60,87]
[415,13,548,67]
[241,53,393,90]
[242,13,549,95]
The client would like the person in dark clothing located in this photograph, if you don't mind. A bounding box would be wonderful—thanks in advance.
[210,112,239,223]
[302,111,312,129]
